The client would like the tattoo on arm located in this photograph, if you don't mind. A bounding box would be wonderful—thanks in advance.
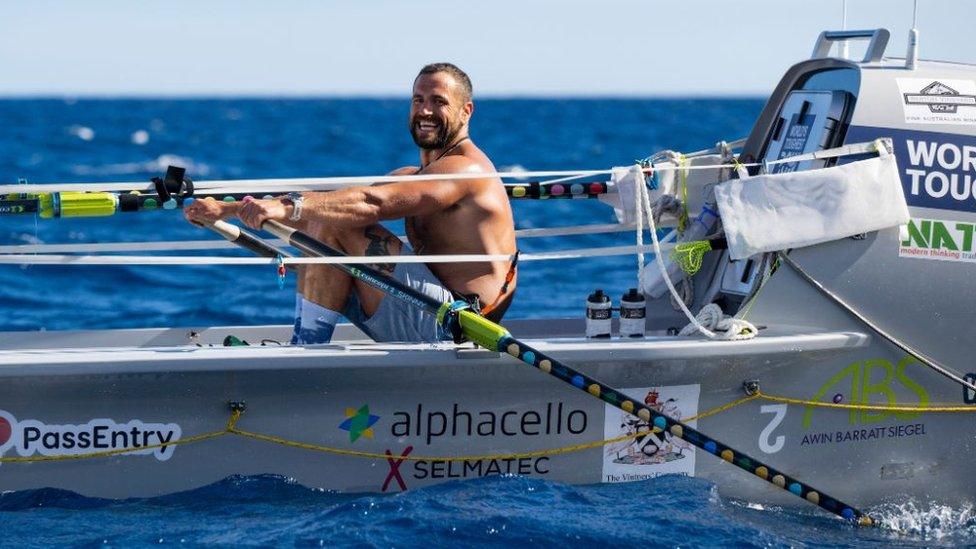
[364,228,398,275]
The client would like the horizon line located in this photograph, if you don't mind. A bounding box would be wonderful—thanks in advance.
[0,92,768,101]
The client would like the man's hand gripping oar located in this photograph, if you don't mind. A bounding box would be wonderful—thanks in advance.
[205,218,875,526]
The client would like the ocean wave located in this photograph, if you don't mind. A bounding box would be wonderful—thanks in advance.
[67,125,95,141]
[871,500,976,541]
[70,154,211,177]
[0,473,971,546]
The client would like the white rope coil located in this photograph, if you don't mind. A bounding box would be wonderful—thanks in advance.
[678,303,758,340]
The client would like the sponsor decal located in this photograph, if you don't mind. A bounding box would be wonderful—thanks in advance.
[601,384,699,483]
[382,446,413,492]
[338,404,380,443]
[390,402,587,445]
[771,113,814,174]
[0,204,26,214]
[802,357,929,429]
[845,126,976,213]
[380,402,585,490]
[411,456,551,484]
[758,404,787,454]
[0,410,181,462]
[799,423,926,446]
[897,78,976,125]
[899,217,976,263]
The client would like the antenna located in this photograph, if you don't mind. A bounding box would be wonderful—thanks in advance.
[840,0,849,59]
[906,0,919,69]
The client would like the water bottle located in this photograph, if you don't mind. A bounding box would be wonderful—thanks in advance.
[620,288,646,338]
[586,289,612,338]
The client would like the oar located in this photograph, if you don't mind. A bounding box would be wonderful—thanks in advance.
[0,181,614,218]
[207,218,874,526]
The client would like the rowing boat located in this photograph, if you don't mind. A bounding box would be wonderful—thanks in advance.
[1,28,974,523]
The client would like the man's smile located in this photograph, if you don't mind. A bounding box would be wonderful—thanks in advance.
[415,120,440,134]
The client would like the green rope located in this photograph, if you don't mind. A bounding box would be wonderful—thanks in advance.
[677,154,689,234]
[670,240,712,275]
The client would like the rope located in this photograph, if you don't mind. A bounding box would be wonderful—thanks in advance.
[638,166,718,339]
[0,139,891,195]
[670,240,712,275]
[757,391,975,413]
[0,243,678,267]
[2,388,971,465]
[0,223,660,255]
[678,303,758,340]
[677,154,690,233]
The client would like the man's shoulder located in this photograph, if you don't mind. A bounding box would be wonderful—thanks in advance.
[425,148,497,181]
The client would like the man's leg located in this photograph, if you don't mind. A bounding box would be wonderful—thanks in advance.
[296,223,403,343]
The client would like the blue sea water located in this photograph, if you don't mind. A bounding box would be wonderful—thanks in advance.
[1,98,972,547]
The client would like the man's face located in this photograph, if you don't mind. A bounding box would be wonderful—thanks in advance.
[409,72,472,150]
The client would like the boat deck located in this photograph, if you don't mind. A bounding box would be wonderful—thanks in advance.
[0,319,870,376]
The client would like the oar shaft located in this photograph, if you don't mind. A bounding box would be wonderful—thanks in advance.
[214,219,873,526]
[483,328,871,524]
[0,181,616,218]
[261,220,444,314]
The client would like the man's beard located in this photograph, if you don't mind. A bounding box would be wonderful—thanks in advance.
[410,115,463,150]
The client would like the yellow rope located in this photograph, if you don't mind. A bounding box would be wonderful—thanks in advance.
[677,154,689,233]
[756,390,975,412]
[670,240,712,275]
[2,390,972,465]
[688,393,759,421]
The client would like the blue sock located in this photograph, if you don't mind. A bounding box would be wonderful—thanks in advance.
[295,298,341,345]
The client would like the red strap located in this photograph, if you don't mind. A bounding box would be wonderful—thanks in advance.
[480,251,519,316]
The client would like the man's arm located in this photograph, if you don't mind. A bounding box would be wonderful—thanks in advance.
[233,157,479,230]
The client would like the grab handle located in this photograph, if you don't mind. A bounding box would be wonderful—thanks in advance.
[811,29,890,63]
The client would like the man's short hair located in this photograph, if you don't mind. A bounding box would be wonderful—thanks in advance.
[416,63,473,103]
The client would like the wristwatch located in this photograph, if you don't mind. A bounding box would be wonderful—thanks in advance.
[283,192,304,221]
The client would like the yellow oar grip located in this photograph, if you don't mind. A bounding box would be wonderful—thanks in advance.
[38,192,118,219]
[456,309,510,351]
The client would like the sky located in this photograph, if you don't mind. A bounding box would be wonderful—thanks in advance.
[1,0,973,97]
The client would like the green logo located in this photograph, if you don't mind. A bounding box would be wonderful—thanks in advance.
[803,357,929,429]
[900,218,976,262]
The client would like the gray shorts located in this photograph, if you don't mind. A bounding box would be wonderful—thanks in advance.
[343,244,454,343]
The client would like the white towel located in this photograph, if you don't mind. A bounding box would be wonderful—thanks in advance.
[714,148,909,260]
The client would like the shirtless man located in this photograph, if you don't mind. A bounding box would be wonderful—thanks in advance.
[184,63,517,344]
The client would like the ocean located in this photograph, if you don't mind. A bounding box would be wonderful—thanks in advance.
[0,98,972,547]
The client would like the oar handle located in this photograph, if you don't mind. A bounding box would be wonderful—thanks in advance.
[206,219,296,270]
[260,219,298,242]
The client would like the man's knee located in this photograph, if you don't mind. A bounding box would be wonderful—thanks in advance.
[308,223,365,251]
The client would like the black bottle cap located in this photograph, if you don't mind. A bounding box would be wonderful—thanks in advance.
[622,288,643,302]
[587,289,609,303]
